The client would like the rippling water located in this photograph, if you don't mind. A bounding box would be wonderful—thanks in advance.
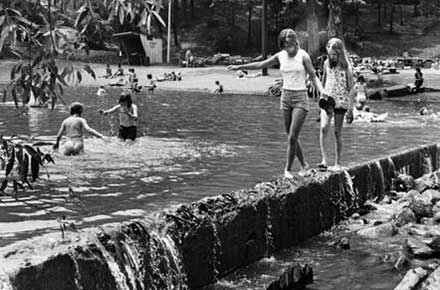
[0,86,439,247]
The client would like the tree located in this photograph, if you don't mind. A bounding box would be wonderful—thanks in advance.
[327,0,344,39]
[306,0,320,58]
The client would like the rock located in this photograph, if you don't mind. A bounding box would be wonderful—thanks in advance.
[428,236,440,252]
[351,213,360,220]
[357,223,397,239]
[404,236,435,259]
[421,266,440,290]
[394,174,415,192]
[409,194,433,220]
[266,263,313,290]
[380,195,392,205]
[432,201,440,215]
[395,208,417,227]
[434,212,440,224]
[415,175,435,193]
[394,254,410,271]
[422,189,440,205]
[338,237,350,250]
[394,267,428,290]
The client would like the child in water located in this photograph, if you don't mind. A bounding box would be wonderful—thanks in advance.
[96,85,107,97]
[353,75,367,110]
[54,102,107,156]
[319,38,355,171]
[98,92,138,142]
[146,74,157,93]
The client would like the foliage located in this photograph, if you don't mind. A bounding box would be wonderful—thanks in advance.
[0,136,54,193]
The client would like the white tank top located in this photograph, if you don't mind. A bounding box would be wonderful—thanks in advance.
[277,49,307,91]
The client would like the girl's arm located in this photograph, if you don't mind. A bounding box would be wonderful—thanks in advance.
[82,119,105,139]
[346,66,355,109]
[126,105,138,120]
[100,104,121,115]
[303,54,326,95]
[227,54,279,71]
[53,120,66,150]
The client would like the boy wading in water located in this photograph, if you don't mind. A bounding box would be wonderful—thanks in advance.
[54,102,107,156]
[99,92,139,142]
[319,38,355,171]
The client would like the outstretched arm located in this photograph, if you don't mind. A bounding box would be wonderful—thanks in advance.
[99,104,120,115]
[82,119,105,139]
[53,121,66,150]
[303,54,326,95]
[227,54,279,71]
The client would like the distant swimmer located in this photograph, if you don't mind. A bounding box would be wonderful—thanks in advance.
[211,80,223,94]
[99,92,138,142]
[54,102,107,156]
[353,75,367,110]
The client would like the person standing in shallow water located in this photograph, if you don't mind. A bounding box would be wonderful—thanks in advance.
[54,102,107,156]
[99,92,139,142]
[318,38,355,171]
[227,28,327,178]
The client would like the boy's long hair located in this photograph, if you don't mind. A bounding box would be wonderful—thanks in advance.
[70,102,83,116]
[326,38,350,70]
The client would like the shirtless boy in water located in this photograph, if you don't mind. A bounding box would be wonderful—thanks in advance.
[53,102,107,156]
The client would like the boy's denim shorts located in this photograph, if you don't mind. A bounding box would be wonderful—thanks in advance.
[280,89,309,112]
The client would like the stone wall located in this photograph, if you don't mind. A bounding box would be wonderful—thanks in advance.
[0,144,438,290]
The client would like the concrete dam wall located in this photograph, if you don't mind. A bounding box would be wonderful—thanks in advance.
[0,144,438,290]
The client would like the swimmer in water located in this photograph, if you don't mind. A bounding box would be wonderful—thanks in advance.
[54,102,107,156]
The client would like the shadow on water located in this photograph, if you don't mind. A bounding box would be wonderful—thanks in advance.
[1,87,440,246]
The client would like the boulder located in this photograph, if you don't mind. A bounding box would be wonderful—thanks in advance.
[357,222,397,239]
[404,236,435,259]
[434,212,440,224]
[421,266,440,290]
[432,201,440,216]
[428,236,440,252]
[338,237,350,250]
[415,174,435,193]
[409,195,433,220]
[394,267,428,290]
[266,263,313,290]
[394,174,415,192]
[422,189,440,205]
[395,208,417,227]
[394,254,410,271]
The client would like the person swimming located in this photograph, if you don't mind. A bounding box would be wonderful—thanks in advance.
[53,102,107,156]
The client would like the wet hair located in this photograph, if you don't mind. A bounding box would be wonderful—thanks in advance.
[70,102,83,116]
[215,80,220,85]
[147,74,153,79]
[99,85,105,88]
[119,92,132,108]
[364,106,370,112]
[326,38,350,70]
[357,75,365,83]
[278,28,299,50]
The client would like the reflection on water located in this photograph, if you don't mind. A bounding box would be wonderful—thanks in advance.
[0,87,440,245]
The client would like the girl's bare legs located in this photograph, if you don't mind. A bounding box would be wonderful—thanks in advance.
[283,108,308,177]
[319,109,332,167]
[333,112,345,169]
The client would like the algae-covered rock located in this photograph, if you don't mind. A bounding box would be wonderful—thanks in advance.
[410,194,433,220]
[394,174,415,192]
[421,266,440,290]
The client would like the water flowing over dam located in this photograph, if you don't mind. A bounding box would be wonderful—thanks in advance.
[0,144,438,290]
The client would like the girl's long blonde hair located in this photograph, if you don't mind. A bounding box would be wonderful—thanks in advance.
[326,37,351,70]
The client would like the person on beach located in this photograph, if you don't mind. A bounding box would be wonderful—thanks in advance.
[211,80,224,94]
[415,67,424,91]
[353,75,367,110]
[146,74,157,93]
[104,63,112,78]
[128,68,142,92]
[98,92,138,142]
[114,63,124,77]
[227,28,326,178]
[318,37,355,171]
[54,102,107,156]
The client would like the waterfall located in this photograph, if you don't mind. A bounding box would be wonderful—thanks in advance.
[423,154,434,174]
[265,198,275,256]
[373,160,385,196]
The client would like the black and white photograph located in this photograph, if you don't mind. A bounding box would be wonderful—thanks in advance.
[1,0,440,289]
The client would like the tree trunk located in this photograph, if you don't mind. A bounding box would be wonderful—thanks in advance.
[389,4,394,33]
[262,0,267,76]
[327,0,343,40]
[377,3,381,26]
[307,0,320,58]
[190,0,194,18]
[400,5,404,25]
[173,0,180,49]
[413,4,420,17]
[354,3,360,27]
[247,0,253,48]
